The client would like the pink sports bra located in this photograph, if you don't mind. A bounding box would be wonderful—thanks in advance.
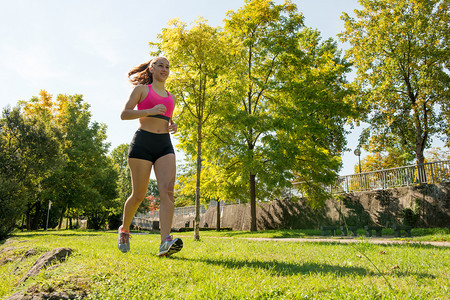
[137,84,174,121]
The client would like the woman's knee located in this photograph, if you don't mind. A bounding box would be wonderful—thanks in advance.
[127,191,146,205]
[159,181,175,197]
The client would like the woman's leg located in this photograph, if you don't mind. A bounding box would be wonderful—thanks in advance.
[154,153,176,242]
[122,158,153,231]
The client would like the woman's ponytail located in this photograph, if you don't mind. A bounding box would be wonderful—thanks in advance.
[128,60,153,85]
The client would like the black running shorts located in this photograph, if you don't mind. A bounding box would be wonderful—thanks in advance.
[128,129,175,164]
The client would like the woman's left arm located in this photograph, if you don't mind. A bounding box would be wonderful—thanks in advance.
[169,94,177,134]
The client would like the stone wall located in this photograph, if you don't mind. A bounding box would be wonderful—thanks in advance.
[171,183,449,230]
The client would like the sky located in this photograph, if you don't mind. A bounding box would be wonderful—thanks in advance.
[1,0,443,176]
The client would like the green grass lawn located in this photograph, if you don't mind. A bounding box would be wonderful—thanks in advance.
[1,229,449,299]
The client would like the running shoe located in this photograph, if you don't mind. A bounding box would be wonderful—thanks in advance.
[117,225,131,253]
[157,235,183,256]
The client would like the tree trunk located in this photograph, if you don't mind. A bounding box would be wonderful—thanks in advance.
[415,116,427,183]
[216,200,221,231]
[58,206,66,230]
[194,122,202,241]
[250,173,257,231]
[25,204,31,231]
[31,200,41,230]
[415,119,426,165]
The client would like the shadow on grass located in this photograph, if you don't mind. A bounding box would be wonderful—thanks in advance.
[172,256,436,279]
[9,230,104,239]
[174,256,369,276]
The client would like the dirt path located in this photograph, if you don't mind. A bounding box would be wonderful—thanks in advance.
[180,235,450,247]
[240,237,450,247]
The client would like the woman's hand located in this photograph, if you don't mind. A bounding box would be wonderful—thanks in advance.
[168,120,178,134]
[148,104,166,116]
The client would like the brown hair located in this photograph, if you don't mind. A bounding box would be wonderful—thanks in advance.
[128,57,168,86]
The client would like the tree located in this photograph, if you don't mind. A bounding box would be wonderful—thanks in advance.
[0,103,61,236]
[272,27,357,205]
[84,156,118,230]
[424,147,450,162]
[340,0,450,168]
[19,91,65,230]
[218,0,355,229]
[19,91,118,229]
[151,18,234,240]
[220,0,306,231]
[0,171,23,238]
[174,160,196,207]
[56,93,117,228]
[355,147,415,173]
[111,143,132,206]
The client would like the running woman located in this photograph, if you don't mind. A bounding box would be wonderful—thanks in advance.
[118,56,182,256]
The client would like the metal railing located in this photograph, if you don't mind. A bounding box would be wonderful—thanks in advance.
[135,160,449,221]
[135,205,207,220]
[331,160,450,194]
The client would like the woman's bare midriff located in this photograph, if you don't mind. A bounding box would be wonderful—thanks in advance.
[138,116,169,133]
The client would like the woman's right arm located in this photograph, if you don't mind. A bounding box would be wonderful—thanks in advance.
[120,85,166,120]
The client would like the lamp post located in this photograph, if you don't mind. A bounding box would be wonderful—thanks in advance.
[45,200,52,231]
[354,148,364,191]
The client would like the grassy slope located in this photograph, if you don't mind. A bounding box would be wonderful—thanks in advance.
[1,229,449,299]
